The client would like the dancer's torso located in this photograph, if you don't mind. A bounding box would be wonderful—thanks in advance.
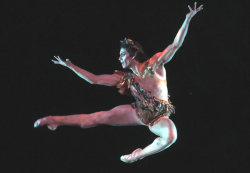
[131,62,168,102]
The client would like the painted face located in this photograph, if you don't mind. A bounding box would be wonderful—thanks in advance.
[119,48,133,69]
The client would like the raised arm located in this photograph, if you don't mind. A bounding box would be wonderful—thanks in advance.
[154,2,203,65]
[52,56,120,86]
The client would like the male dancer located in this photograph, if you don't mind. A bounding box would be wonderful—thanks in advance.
[34,2,203,163]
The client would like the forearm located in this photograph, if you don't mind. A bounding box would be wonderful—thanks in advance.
[67,63,97,84]
[158,16,191,64]
[173,16,191,48]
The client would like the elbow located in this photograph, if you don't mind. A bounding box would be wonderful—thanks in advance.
[89,78,98,85]
[89,81,95,85]
[86,77,96,85]
[89,75,99,85]
[91,77,105,85]
[172,44,181,50]
[82,78,96,85]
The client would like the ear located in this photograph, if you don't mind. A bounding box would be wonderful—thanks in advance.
[131,51,138,60]
[125,37,128,44]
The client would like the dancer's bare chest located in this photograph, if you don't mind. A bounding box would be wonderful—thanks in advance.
[132,65,168,101]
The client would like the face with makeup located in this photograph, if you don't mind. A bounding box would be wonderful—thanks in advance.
[119,48,135,69]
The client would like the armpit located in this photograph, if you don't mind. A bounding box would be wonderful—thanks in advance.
[95,73,121,86]
[145,53,164,76]
[114,70,132,96]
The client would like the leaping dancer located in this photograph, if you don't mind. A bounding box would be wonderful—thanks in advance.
[34,2,203,163]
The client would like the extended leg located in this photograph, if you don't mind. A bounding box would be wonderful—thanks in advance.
[120,117,177,163]
[34,104,145,130]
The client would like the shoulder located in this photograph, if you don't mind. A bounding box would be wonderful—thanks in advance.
[148,52,162,64]
[114,70,124,76]
[151,52,163,59]
[147,52,164,69]
[114,70,133,81]
[114,70,132,77]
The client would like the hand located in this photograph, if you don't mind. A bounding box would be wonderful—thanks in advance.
[52,56,72,67]
[186,2,203,20]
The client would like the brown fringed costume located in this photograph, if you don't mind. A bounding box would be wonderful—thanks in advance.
[114,70,175,126]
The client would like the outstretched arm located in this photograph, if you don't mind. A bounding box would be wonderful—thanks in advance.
[155,2,203,65]
[52,56,120,86]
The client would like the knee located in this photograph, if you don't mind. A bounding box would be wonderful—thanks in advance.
[166,121,178,145]
[94,110,113,125]
[162,128,177,146]
[168,131,177,145]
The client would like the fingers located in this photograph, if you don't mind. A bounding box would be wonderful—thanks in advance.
[53,55,61,61]
[198,4,203,11]
[188,3,203,16]
[52,56,70,62]
[52,56,64,64]
[51,59,59,64]
[188,5,192,11]
[189,2,203,11]
[53,55,58,60]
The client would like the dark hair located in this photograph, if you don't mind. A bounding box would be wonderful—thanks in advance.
[120,38,148,63]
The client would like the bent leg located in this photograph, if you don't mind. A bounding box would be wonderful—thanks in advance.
[34,104,145,130]
[120,117,177,163]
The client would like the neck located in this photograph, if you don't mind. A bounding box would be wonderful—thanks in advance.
[129,61,143,77]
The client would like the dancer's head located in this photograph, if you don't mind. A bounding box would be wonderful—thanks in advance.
[119,38,148,68]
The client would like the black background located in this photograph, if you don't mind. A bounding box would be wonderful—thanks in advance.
[3,0,249,172]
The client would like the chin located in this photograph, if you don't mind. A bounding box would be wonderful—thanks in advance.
[121,63,127,69]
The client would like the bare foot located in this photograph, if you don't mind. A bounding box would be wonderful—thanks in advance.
[120,148,144,163]
[34,116,58,131]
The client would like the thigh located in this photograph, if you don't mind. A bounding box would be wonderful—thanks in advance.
[104,104,146,126]
[148,117,177,139]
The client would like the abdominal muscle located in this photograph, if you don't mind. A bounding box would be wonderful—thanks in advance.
[133,66,169,101]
